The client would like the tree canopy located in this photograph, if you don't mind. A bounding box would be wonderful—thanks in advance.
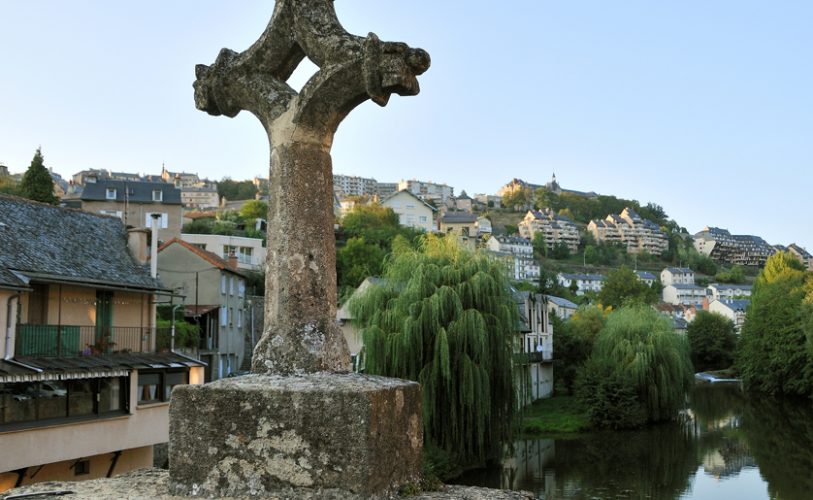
[687,311,737,372]
[737,251,813,397]
[350,235,518,465]
[577,306,693,428]
[597,266,659,309]
[20,148,58,205]
[239,200,268,221]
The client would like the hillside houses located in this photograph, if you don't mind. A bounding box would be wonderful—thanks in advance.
[588,207,668,256]
[518,209,580,253]
[694,226,775,267]
[486,235,539,281]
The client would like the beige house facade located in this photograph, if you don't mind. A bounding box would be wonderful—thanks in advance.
[0,195,203,492]
[381,189,437,232]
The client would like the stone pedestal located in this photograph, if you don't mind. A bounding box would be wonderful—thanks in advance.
[168,373,422,497]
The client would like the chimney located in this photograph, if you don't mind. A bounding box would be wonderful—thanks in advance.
[127,228,150,264]
[228,250,238,270]
[702,297,709,311]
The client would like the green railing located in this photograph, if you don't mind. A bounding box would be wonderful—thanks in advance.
[15,325,157,357]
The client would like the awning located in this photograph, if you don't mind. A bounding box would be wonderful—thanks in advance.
[0,352,205,383]
[184,304,220,317]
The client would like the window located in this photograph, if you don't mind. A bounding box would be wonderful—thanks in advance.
[1,377,127,429]
[105,188,117,200]
[229,307,234,327]
[152,189,163,202]
[223,245,237,260]
[221,275,227,294]
[230,277,235,296]
[237,309,242,328]
[220,306,228,327]
[74,460,90,476]
[419,216,428,223]
[164,371,187,401]
[145,212,168,229]
[100,210,123,220]
[238,280,245,298]
[138,372,161,404]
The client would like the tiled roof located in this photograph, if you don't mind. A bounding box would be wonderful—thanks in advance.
[381,189,437,212]
[710,283,752,291]
[665,267,693,274]
[670,284,704,290]
[0,194,164,291]
[636,271,657,280]
[559,273,605,281]
[719,299,750,311]
[1,352,205,381]
[81,180,182,205]
[157,238,245,277]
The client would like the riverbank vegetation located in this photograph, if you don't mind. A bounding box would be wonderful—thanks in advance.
[522,396,590,435]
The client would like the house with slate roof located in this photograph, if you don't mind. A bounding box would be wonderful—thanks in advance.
[663,283,706,306]
[486,235,540,281]
[546,295,578,320]
[156,239,250,382]
[0,194,203,491]
[694,226,776,267]
[706,283,752,301]
[661,267,695,286]
[440,211,480,250]
[708,299,750,334]
[557,273,605,296]
[79,180,183,243]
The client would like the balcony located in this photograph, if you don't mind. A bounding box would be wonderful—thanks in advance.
[14,325,169,358]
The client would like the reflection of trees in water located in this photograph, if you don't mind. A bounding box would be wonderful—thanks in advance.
[740,396,813,500]
[548,424,699,500]
[690,384,746,428]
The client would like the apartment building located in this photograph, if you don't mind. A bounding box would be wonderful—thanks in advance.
[588,208,668,256]
[694,227,775,267]
[518,209,580,253]
[486,235,539,281]
[397,179,454,206]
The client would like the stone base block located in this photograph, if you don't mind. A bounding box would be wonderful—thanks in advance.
[168,373,422,497]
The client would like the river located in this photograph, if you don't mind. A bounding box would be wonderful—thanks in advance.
[455,384,813,499]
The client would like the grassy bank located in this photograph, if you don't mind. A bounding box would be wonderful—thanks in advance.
[521,395,590,435]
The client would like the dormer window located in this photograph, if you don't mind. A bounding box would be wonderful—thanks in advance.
[152,189,163,202]
[105,188,117,200]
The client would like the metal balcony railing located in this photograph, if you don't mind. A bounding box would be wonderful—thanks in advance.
[14,325,165,358]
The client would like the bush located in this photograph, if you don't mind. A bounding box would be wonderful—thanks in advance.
[687,311,737,372]
[576,359,646,429]
[577,306,692,427]
[156,319,200,350]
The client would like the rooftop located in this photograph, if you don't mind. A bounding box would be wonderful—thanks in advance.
[81,180,182,205]
[0,194,163,292]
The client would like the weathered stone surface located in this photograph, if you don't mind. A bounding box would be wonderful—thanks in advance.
[168,373,423,497]
[2,468,535,499]
[194,0,429,375]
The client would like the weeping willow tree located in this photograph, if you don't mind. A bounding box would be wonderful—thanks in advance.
[350,234,518,465]
[577,306,693,428]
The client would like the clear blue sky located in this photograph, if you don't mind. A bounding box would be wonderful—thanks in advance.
[1,1,810,249]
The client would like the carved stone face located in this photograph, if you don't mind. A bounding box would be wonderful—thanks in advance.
[379,43,430,97]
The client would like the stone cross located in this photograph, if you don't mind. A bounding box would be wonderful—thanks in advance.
[194,0,430,374]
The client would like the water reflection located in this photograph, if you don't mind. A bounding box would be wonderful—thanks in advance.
[456,385,813,500]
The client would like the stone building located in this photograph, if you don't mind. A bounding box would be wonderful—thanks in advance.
[79,180,183,243]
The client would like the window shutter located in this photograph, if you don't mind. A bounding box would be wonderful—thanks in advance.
[220,306,228,327]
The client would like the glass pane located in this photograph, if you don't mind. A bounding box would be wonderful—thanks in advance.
[99,378,122,412]
[138,372,161,404]
[38,381,68,420]
[68,380,95,417]
[164,371,187,401]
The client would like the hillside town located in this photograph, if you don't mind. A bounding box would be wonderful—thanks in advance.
[2,154,812,493]
[2,2,813,497]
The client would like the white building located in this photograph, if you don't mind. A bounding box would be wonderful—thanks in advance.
[708,299,750,334]
[180,233,266,272]
[487,236,539,281]
[333,174,379,197]
[706,284,752,301]
[515,292,554,402]
[662,284,706,306]
[661,267,695,286]
[557,273,605,296]
[476,216,493,236]
[381,189,437,232]
[397,179,454,206]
